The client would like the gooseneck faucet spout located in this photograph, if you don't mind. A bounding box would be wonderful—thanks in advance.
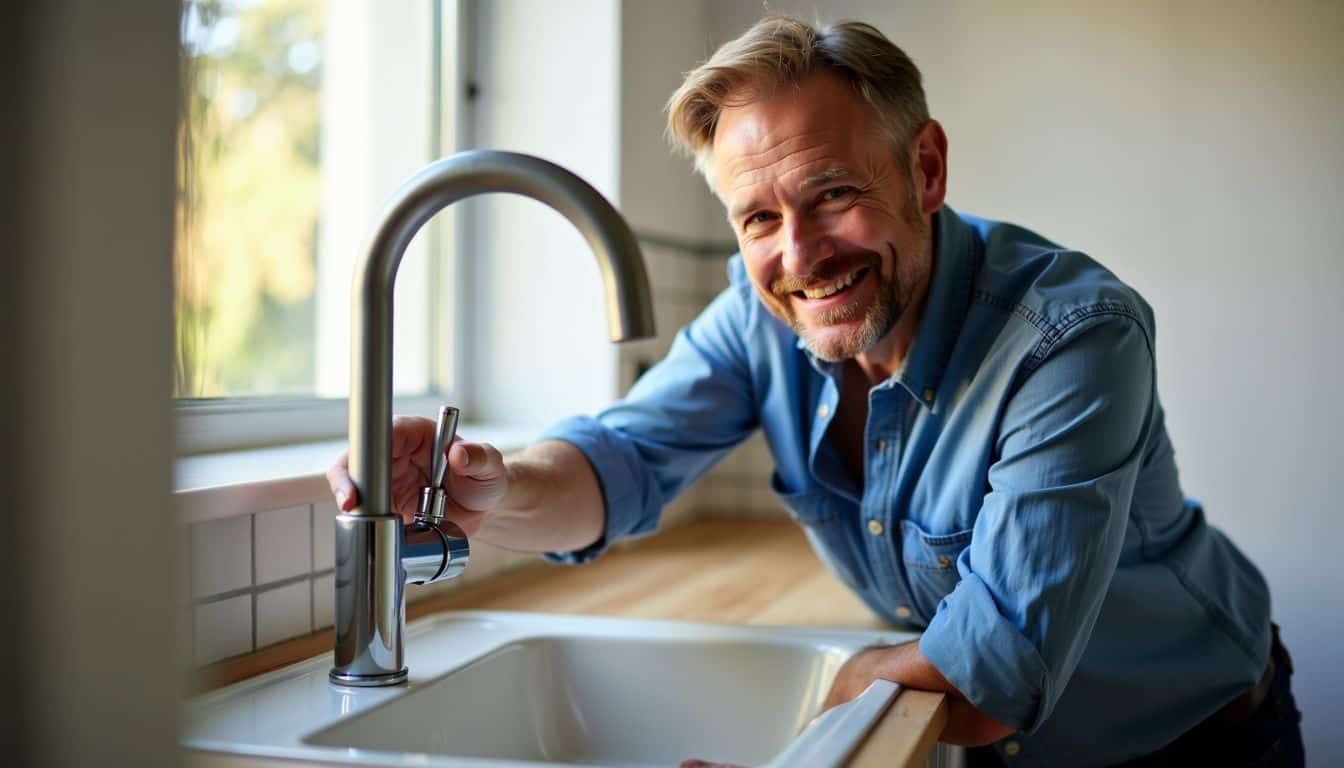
[330,150,655,687]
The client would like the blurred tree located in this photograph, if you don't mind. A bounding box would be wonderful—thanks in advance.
[176,0,324,398]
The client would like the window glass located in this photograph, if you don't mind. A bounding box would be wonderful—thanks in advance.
[177,0,438,400]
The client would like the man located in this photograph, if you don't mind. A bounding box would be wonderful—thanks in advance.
[327,16,1303,767]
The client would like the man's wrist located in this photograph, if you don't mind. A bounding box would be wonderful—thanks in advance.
[864,641,1017,746]
[865,641,921,685]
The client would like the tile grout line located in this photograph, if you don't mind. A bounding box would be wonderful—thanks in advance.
[250,513,257,654]
[309,503,316,633]
[187,522,196,664]
[193,570,334,607]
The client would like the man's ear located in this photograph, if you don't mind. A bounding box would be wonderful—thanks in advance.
[911,120,949,216]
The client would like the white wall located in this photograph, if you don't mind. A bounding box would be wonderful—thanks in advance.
[463,0,623,425]
[614,0,765,523]
[616,1,722,241]
[703,1,1344,759]
[7,0,180,764]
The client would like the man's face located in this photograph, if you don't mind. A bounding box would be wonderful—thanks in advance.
[711,73,932,363]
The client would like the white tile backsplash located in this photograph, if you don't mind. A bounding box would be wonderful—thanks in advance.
[177,424,808,643]
[191,514,252,598]
[174,523,191,605]
[256,580,312,648]
[177,597,194,668]
[194,595,252,665]
[255,505,312,585]
[312,501,338,571]
[181,414,775,659]
[312,573,335,630]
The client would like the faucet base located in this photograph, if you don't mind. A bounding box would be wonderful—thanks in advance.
[330,514,406,686]
[329,667,408,687]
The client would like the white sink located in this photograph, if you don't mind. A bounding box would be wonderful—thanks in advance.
[183,611,919,767]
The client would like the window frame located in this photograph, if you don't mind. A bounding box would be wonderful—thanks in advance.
[175,0,469,456]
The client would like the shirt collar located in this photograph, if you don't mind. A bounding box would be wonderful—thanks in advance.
[798,205,980,410]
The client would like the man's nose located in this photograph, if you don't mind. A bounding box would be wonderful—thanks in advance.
[780,216,835,277]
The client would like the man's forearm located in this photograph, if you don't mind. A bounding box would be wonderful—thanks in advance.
[477,439,605,553]
[846,641,1017,747]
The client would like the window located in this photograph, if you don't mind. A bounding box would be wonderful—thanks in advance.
[176,0,462,452]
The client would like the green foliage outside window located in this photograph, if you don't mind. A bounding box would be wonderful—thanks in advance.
[176,0,325,398]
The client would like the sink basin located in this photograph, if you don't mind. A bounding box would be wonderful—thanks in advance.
[183,611,920,767]
[310,635,840,764]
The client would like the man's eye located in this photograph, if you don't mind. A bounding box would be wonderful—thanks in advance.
[745,211,776,227]
[822,186,857,202]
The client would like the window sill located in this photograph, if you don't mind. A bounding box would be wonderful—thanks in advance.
[174,422,543,525]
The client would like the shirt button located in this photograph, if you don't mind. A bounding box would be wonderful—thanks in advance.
[867,519,884,536]
[876,439,887,452]
[922,387,935,402]
[895,606,913,619]
[817,403,830,418]
[1004,740,1021,757]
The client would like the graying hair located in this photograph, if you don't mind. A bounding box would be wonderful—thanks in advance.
[666,15,930,188]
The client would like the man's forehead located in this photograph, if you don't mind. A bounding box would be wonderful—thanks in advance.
[713,120,858,193]
[714,103,851,165]
[710,76,878,199]
[720,132,845,183]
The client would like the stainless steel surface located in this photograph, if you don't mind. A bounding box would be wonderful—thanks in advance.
[332,514,407,686]
[402,519,469,585]
[417,487,447,527]
[417,405,459,524]
[346,151,655,522]
[435,523,470,582]
[332,150,655,686]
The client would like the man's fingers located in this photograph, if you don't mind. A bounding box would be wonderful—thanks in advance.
[326,451,357,511]
[391,459,427,490]
[440,502,486,536]
[390,415,438,476]
[332,420,489,517]
[438,439,507,518]
[393,492,420,524]
[448,440,504,479]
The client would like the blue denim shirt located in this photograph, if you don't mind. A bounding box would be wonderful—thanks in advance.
[542,206,1272,767]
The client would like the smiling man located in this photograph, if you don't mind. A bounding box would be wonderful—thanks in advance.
[328,16,1303,767]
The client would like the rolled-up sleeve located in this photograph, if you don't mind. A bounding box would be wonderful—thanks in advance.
[919,315,1155,732]
[540,282,760,564]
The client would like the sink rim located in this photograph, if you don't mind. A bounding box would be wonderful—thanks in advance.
[183,610,918,767]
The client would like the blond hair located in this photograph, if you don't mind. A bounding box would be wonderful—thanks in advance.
[666,16,929,186]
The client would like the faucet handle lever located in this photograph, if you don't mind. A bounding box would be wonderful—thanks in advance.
[427,405,459,489]
[418,405,459,523]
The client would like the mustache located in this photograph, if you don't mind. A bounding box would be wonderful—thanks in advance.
[769,254,879,296]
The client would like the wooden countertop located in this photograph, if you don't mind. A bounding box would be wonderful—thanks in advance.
[200,518,947,767]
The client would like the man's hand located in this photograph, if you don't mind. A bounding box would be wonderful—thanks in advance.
[821,644,887,712]
[820,642,1017,747]
[325,415,507,535]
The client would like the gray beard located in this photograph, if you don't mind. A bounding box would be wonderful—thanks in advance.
[793,266,903,363]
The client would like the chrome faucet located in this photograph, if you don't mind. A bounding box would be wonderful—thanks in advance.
[330,150,656,687]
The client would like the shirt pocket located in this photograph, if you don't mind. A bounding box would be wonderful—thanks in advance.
[899,519,973,623]
[770,470,869,592]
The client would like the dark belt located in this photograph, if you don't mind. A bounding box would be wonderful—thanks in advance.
[1211,623,1292,724]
